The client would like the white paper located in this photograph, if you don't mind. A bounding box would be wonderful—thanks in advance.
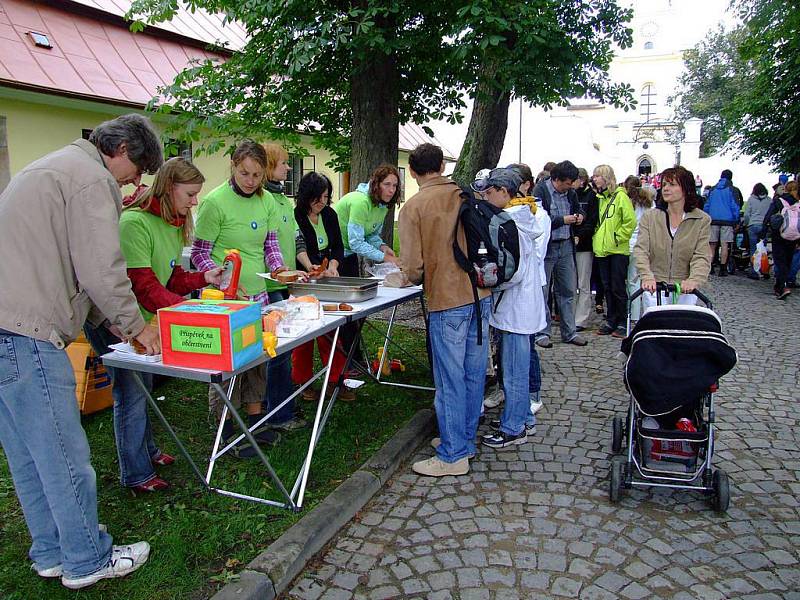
[108,342,162,363]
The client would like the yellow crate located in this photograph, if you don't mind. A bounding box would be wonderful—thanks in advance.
[65,335,114,415]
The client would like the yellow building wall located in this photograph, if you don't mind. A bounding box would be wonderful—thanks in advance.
[0,88,418,209]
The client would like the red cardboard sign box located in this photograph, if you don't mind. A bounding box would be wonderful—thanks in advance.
[158,300,263,371]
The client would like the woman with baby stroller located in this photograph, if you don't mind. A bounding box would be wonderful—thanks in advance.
[609,167,737,512]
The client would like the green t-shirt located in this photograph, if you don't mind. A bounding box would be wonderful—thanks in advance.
[119,209,183,322]
[263,190,297,292]
[334,190,387,254]
[194,182,272,298]
[311,217,329,251]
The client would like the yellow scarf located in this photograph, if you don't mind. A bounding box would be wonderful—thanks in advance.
[506,196,538,214]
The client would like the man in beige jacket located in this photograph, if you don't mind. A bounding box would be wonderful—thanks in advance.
[0,114,162,589]
[399,143,491,477]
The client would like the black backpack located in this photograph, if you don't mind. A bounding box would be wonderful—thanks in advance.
[452,188,521,344]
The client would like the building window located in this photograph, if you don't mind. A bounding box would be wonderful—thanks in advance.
[398,167,406,203]
[285,154,316,197]
[165,139,192,160]
[644,41,654,50]
[638,157,654,176]
[639,84,657,122]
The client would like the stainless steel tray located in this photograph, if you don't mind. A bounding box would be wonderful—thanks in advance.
[287,277,379,303]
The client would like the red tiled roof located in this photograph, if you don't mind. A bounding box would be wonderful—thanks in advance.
[0,0,226,107]
[71,0,247,52]
[0,0,455,157]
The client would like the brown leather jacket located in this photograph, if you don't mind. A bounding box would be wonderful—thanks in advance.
[398,176,489,312]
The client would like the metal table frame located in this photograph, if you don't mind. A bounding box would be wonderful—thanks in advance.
[101,286,428,511]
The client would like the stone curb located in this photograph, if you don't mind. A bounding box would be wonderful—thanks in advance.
[211,407,436,600]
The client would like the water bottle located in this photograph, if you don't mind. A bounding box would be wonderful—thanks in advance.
[475,242,498,287]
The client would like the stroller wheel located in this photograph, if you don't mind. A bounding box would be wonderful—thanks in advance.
[711,470,730,513]
[611,416,624,453]
[609,456,625,503]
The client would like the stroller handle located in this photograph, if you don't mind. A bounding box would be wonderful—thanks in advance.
[629,282,712,309]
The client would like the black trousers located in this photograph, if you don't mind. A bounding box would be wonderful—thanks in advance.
[338,254,362,362]
[772,236,797,293]
[597,254,629,329]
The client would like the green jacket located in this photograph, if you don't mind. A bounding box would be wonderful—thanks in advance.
[592,186,637,257]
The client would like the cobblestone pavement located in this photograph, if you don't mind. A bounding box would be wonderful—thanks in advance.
[286,275,800,600]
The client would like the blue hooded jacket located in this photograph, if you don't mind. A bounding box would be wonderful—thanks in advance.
[703,178,740,224]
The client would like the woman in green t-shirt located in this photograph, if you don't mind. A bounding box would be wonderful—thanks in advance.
[191,141,303,456]
[84,158,223,491]
[334,164,402,278]
[334,164,402,362]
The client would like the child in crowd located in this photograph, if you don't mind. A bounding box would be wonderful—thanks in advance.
[473,168,547,447]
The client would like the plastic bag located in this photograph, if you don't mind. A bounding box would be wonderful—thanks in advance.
[751,240,769,275]
[364,261,400,279]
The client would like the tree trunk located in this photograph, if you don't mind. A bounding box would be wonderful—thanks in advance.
[350,53,400,249]
[452,78,511,187]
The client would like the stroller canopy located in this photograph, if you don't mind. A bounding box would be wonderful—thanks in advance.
[622,305,738,416]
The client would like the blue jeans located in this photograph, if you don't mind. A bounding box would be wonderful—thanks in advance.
[428,298,490,463]
[527,338,541,428]
[747,225,763,256]
[498,331,530,436]
[265,290,295,423]
[83,323,158,487]
[540,240,578,341]
[0,333,112,576]
[789,247,800,283]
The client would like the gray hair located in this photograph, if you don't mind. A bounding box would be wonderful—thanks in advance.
[89,114,163,175]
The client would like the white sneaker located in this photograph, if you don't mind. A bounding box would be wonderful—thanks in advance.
[32,524,108,579]
[61,542,150,589]
[530,400,543,415]
[483,389,504,409]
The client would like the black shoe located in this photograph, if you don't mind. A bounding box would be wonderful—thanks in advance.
[611,327,627,339]
[481,430,528,448]
[576,325,586,332]
[778,288,791,300]
[596,323,614,335]
[718,267,727,277]
[535,336,553,349]
[490,419,536,435]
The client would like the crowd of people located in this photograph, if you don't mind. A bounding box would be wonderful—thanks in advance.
[0,111,796,589]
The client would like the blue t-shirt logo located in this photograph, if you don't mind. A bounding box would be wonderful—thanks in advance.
[169,259,176,268]
[318,236,324,245]
[251,221,258,230]
[282,215,288,223]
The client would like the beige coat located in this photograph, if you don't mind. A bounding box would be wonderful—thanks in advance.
[398,176,489,312]
[633,207,711,288]
[0,139,145,348]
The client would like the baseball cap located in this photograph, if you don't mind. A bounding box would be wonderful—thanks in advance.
[471,168,522,196]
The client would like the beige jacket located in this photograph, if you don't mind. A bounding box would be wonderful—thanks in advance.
[633,207,711,288]
[398,176,489,312]
[0,139,145,348]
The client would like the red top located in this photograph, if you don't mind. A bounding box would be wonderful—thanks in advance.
[125,193,207,315]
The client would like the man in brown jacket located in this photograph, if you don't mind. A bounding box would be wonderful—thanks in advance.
[399,143,490,477]
[0,114,162,589]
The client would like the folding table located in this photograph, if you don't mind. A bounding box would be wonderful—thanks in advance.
[101,285,430,510]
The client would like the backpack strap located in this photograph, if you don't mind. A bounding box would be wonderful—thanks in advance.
[452,189,485,345]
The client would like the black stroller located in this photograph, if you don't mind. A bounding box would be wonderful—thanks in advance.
[609,283,738,512]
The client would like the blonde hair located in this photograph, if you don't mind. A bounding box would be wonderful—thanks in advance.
[593,164,617,192]
[126,157,204,244]
[263,143,289,182]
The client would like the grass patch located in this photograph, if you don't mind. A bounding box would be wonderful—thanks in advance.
[0,323,431,600]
